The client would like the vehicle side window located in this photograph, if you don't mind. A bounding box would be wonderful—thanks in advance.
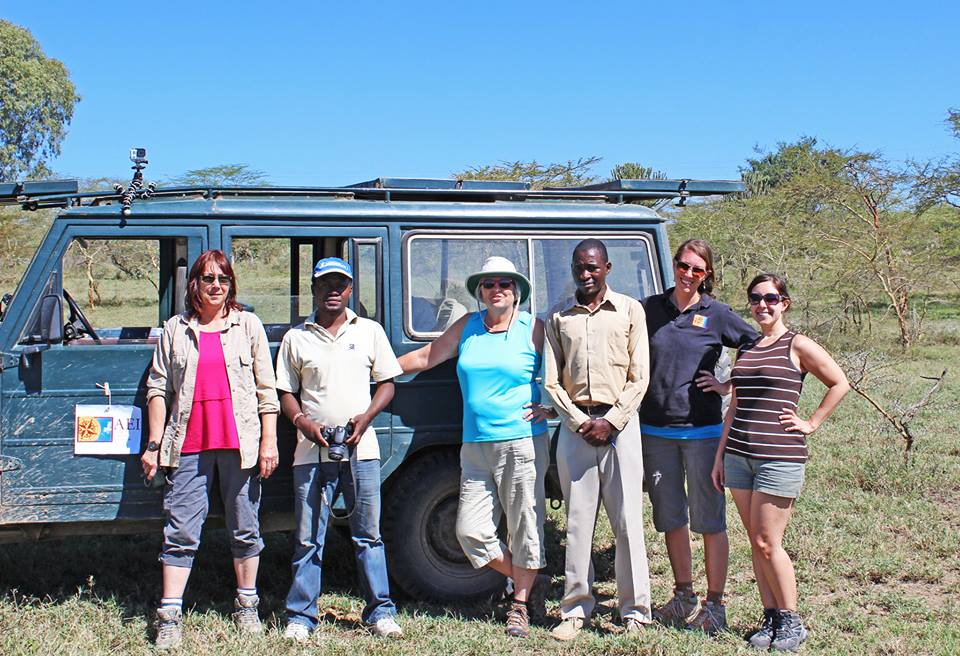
[231,236,382,342]
[55,238,168,344]
[405,236,530,339]
[533,237,658,319]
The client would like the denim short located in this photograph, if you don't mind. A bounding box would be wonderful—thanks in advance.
[723,453,805,499]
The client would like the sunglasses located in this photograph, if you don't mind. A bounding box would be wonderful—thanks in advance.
[748,292,787,306]
[200,274,232,285]
[675,260,707,278]
[480,278,514,290]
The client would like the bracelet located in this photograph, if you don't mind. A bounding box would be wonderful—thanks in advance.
[292,411,305,428]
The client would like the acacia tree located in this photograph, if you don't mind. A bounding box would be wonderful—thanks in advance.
[913,109,960,210]
[787,153,936,347]
[171,164,268,186]
[452,157,601,189]
[610,162,668,181]
[0,21,79,180]
[676,140,941,346]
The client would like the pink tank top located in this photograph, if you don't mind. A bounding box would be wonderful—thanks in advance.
[181,331,241,453]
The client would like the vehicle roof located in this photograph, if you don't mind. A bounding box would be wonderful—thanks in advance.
[2,176,744,222]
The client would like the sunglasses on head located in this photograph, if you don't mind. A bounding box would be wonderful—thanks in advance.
[480,278,514,290]
[200,274,232,285]
[675,260,707,277]
[748,292,787,306]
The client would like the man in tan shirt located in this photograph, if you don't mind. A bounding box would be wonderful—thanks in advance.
[544,239,652,639]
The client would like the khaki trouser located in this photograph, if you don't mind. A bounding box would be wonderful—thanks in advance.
[455,434,549,571]
[557,413,652,621]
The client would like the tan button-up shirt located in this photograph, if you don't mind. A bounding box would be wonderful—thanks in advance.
[275,309,403,464]
[146,310,280,469]
[544,287,650,433]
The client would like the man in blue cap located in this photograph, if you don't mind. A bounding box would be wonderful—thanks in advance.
[276,257,404,641]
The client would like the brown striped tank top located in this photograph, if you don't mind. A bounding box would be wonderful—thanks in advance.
[726,330,808,462]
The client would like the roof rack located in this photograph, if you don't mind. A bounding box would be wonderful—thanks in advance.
[1,177,743,211]
[0,180,80,208]
[347,177,531,191]
[548,179,744,206]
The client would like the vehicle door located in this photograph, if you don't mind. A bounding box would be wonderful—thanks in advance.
[0,226,206,525]
[221,225,388,512]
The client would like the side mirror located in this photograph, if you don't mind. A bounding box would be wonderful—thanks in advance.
[39,294,63,343]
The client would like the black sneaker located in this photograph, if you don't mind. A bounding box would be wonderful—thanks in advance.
[771,610,808,651]
[746,608,777,649]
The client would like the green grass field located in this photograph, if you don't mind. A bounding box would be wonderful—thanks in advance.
[0,338,957,655]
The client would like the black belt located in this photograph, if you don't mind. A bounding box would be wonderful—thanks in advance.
[574,403,612,416]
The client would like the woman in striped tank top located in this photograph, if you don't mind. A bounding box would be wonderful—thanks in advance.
[711,274,848,651]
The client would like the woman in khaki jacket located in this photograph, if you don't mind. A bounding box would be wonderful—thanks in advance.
[141,249,279,650]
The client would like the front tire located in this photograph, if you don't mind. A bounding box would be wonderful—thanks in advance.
[382,448,505,601]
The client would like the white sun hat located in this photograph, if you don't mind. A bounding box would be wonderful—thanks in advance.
[464,256,531,305]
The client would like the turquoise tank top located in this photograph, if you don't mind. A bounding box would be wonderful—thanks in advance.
[456,310,547,442]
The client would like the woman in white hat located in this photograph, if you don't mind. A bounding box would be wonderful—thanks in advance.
[399,256,555,638]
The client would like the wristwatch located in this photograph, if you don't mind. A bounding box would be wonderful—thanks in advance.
[146,441,161,452]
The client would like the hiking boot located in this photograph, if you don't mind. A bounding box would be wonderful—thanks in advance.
[687,600,727,635]
[551,616,586,641]
[623,616,654,634]
[747,609,777,649]
[527,574,550,622]
[283,622,311,643]
[369,616,403,638]
[505,602,530,638]
[653,589,700,628]
[154,606,182,650]
[231,594,262,634]
[771,610,808,651]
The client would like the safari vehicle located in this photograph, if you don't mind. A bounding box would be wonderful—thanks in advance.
[0,162,742,601]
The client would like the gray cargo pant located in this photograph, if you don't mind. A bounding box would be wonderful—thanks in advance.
[161,450,263,567]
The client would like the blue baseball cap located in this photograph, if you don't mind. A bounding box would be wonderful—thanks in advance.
[312,257,353,280]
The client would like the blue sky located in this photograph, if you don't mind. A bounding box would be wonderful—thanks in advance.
[7,1,959,186]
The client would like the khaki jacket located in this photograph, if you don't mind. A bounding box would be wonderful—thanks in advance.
[146,310,280,469]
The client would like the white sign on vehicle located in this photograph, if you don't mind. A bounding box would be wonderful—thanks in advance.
[74,405,142,455]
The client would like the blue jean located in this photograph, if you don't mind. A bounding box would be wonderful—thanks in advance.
[285,458,396,629]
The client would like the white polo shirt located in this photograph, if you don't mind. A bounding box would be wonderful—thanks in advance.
[275,308,402,464]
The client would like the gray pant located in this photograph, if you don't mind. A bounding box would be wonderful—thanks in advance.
[557,414,652,621]
[642,435,726,534]
[161,450,263,567]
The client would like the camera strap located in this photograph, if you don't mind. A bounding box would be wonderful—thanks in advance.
[318,445,360,521]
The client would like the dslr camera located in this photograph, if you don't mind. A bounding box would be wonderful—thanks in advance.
[322,421,354,462]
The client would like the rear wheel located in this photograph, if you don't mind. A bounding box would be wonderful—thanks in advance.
[382,449,505,601]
